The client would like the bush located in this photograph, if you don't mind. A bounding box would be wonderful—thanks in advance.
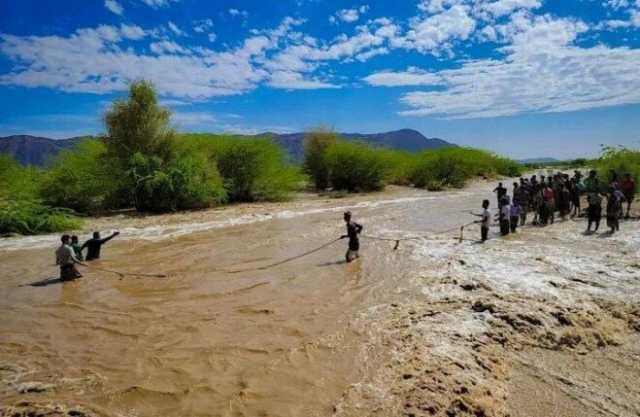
[326,141,390,192]
[0,199,81,236]
[594,146,640,191]
[0,155,81,235]
[304,130,337,190]
[410,147,522,190]
[127,151,226,212]
[40,139,120,214]
[180,134,303,202]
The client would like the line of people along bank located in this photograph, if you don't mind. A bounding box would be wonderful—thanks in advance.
[473,170,636,242]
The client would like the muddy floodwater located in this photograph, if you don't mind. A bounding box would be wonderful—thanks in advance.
[1,180,639,417]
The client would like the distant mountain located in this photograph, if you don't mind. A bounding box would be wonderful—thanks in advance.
[263,129,454,161]
[518,157,561,164]
[0,129,454,166]
[0,135,85,166]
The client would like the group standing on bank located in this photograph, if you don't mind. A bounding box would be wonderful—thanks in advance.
[473,169,635,242]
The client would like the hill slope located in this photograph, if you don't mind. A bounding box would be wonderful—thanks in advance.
[1,129,454,166]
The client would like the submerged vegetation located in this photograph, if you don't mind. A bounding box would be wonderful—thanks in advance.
[1,81,527,236]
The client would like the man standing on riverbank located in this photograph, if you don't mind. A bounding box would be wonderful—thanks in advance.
[620,173,636,218]
[341,212,363,263]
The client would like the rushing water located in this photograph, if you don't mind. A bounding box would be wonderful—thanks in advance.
[1,181,639,417]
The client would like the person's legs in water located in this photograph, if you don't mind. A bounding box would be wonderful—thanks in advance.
[481,226,488,242]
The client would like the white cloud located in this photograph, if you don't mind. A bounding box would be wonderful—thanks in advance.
[193,19,214,33]
[104,0,123,15]
[389,15,640,119]
[331,5,370,24]
[0,18,318,99]
[208,33,217,42]
[404,5,476,54]
[229,8,249,18]
[364,67,443,86]
[150,40,190,55]
[120,24,146,40]
[140,0,179,8]
[167,21,186,36]
[267,71,340,89]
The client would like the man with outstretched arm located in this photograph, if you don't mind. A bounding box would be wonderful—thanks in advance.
[471,200,491,243]
[56,234,85,281]
[341,211,363,263]
[82,231,120,261]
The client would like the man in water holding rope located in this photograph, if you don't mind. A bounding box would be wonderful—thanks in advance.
[56,234,84,281]
[82,230,120,261]
[341,211,363,263]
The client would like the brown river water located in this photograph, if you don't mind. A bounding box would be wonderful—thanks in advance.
[2,179,640,417]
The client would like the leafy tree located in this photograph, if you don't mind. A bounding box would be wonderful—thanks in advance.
[304,130,337,190]
[104,80,176,164]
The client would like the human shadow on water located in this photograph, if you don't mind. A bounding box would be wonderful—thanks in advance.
[597,231,615,238]
[316,260,348,267]
[21,277,80,287]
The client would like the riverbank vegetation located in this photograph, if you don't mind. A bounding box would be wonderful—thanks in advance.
[2,81,526,236]
[594,146,640,188]
[303,131,522,192]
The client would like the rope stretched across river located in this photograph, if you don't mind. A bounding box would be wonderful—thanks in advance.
[222,222,476,273]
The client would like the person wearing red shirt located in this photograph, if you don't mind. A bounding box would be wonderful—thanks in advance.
[620,173,636,218]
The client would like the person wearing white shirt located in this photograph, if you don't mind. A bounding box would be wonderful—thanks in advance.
[55,234,83,281]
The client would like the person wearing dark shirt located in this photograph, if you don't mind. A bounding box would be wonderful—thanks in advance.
[82,231,120,261]
[493,182,507,209]
[341,211,363,263]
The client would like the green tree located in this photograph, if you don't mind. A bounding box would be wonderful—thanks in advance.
[104,80,175,164]
[304,130,337,190]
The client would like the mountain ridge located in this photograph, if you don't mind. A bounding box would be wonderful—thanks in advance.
[0,129,454,166]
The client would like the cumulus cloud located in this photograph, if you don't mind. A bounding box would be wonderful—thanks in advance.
[267,71,340,89]
[0,18,305,99]
[104,0,123,15]
[364,67,443,86]
[384,15,640,118]
[330,5,369,24]
[167,21,186,36]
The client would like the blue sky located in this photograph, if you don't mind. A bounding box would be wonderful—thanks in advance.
[1,0,639,159]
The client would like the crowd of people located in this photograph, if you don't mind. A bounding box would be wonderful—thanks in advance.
[473,170,636,242]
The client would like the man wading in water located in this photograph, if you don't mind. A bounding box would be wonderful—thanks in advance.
[82,231,120,261]
[341,211,363,263]
[56,234,85,281]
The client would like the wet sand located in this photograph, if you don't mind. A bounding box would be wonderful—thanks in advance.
[1,181,639,417]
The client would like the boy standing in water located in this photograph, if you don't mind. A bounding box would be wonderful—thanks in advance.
[341,211,363,263]
[472,200,491,243]
[510,202,521,233]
